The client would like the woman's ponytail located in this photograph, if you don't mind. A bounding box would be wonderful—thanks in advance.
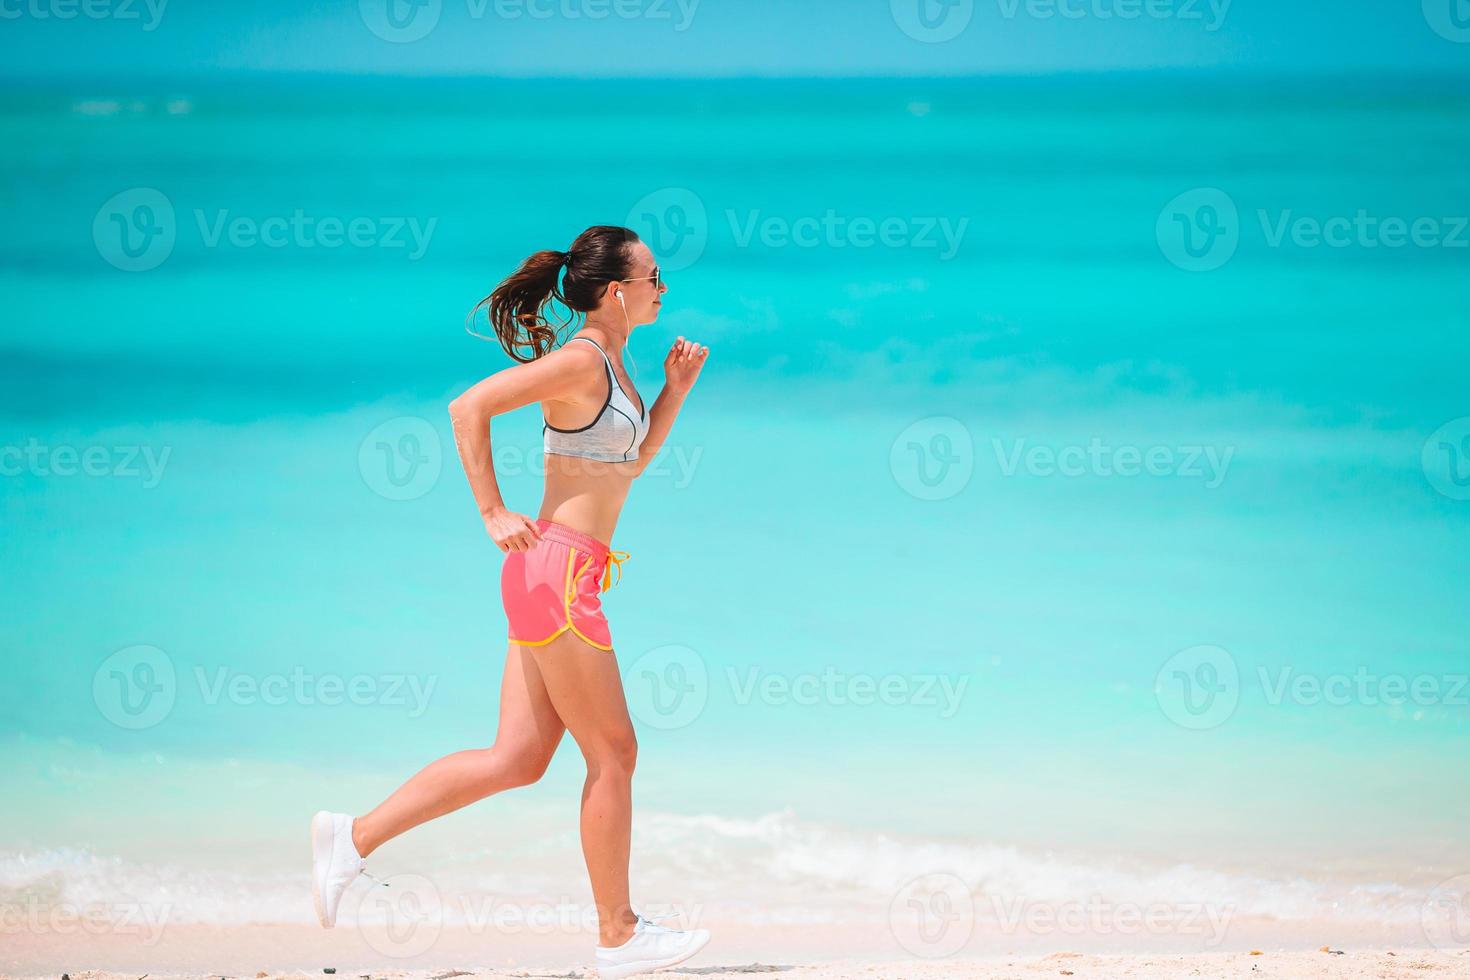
[471,249,569,363]
[469,225,640,362]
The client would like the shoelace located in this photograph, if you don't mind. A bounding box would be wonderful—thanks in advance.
[361,866,391,889]
[601,550,631,593]
[635,910,683,931]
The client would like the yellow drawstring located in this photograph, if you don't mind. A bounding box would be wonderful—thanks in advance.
[601,550,631,593]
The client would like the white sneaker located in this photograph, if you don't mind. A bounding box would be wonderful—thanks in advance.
[595,912,711,979]
[311,810,366,928]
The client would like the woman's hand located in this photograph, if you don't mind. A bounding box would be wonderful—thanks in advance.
[484,507,543,553]
[664,336,709,396]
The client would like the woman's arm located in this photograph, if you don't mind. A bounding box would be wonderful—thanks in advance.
[448,344,601,551]
[633,336,709,478]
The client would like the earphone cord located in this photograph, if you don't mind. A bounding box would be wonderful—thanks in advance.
[618,292,637,379]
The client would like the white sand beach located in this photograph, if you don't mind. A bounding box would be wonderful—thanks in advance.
[22,949,1470,980]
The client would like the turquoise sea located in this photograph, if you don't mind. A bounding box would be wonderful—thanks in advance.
[3,76,1470,948]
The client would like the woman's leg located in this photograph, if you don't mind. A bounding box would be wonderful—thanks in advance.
[527,631,640,949]
[351,642,567,857]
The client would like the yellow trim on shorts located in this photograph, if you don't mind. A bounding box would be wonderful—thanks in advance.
[508,549,613,652]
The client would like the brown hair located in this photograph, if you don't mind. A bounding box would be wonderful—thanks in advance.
[470,225,641,362]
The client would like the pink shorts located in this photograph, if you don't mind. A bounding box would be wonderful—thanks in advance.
[501,519,629,652]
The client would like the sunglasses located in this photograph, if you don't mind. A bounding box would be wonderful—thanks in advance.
[621,267,664,290]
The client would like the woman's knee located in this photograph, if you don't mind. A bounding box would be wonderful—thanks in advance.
[585,728,638,778]
[482,745,553,789]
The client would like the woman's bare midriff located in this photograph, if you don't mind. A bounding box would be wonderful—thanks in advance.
[537,452,637,546]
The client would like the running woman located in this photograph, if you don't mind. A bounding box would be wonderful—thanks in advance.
[311,225,710,979]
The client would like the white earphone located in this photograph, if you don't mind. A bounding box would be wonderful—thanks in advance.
[615,290,625,309]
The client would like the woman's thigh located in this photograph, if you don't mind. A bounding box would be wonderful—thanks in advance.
[494,641,568,768]
[527,632,636,760]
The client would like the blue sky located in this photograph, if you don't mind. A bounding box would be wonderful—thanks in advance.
[0,0,1467,77]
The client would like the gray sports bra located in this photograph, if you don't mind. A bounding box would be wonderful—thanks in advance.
[543,336,649,463]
